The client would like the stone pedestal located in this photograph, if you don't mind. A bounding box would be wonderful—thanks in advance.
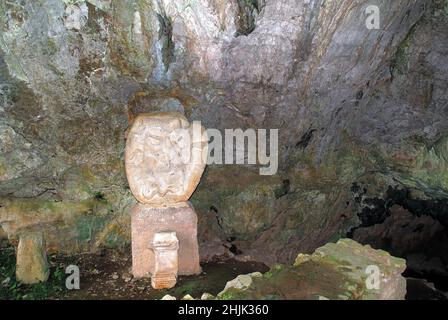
[151,231,179,289]
[131,201,201,278]
[125,113,207,288]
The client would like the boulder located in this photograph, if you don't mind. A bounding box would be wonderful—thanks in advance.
[296,239,407,300]
[200,293,215,300]
[218,272,262,298]
[217,239,406,300]
[15,233,50,284]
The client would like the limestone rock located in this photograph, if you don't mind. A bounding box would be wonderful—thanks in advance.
[0,226,6,240]
[161,294,177,300]
[0,0,446,268]
[298,239,407,300]
[63,3,88,30]
[217,239,406,300]
[0,197,127,254]
[15,233,50,284]
[217,272,262,298]
[125,112,207,206]
[200,292,215,300]
[181,294,195,300]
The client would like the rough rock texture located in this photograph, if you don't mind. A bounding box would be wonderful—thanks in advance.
[218,239,407,300]
[217,271,262,298]
[0,0,447,266]
[0,226,6,239]
[131,201,200,278]
[15,232,50,284]
[352,205,448,279]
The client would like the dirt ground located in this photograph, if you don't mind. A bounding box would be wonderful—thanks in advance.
[49,248,268,300]
[3,243,445,300]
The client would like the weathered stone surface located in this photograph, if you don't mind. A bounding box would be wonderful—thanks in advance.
[300,239,407,300]
[0,197,130,254]
[125,112,207,206]
[352,205,448,278]
[200,292,215,300]
[218,239,406,300]
[125,113,206,289]
[217,272,262,298]
[0,226,6,240]
[15,233,49,284]
[0,0,446,268]
[151,231,179,289]
[131,202,200,278]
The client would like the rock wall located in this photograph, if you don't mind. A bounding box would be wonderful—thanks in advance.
[0,0,447,263]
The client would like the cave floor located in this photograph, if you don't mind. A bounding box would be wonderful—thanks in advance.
[0,245,268,300]
[1,244,447,300]
[53,250,268,300]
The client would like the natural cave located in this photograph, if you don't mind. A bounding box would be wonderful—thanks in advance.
[0,0,447,305]
[349,185,448,299]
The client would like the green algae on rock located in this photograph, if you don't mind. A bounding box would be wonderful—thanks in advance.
[15,232,50,284]
[218,239,406,300]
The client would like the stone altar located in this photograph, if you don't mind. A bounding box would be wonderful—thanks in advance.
[125,112,207,288]
[151,231,179,289]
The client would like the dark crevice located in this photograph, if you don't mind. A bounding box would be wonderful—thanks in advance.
[274,179,290,199]
[156,11,174,71]
[349,184,448,229]
[235,0,265,36]
[94,192,106,201]
[295,0,322,62]
[355,89,364,101]
[210,206,223,230]
[225,237,242,255]
[295,129,316,149]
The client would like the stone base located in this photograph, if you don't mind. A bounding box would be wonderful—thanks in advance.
[131,202,201,278]
[151,273,177,289]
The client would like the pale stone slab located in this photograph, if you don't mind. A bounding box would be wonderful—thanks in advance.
[131,202,201,278]
[125,112,207,206]
[16,233,49,284]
